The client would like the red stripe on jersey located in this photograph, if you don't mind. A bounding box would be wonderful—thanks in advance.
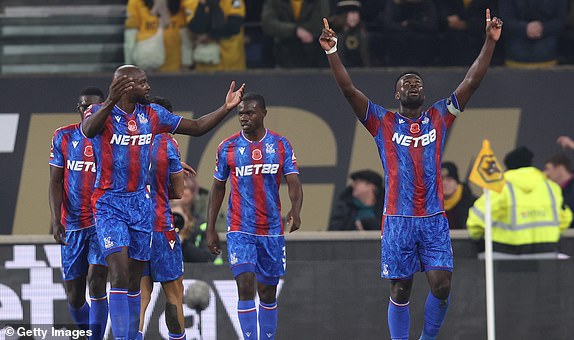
[91,188,106,216]
[250,143,268,235]
[444,110,456,129]
[148,106,160,134]
[99,116,114,189]
[432,109,446,208]
[365,109,382,137]
[380,215,385,235]
[409,134,426,216]
[60,134,70,226]
[382,112,398,215]
[126,113,140,192]
[79,138,95,227]
[153,138,169,230]
[228,145,241,232]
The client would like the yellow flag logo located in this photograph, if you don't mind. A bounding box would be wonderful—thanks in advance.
[469,139,505,193]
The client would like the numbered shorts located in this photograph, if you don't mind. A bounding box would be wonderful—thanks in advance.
[381,213,453,279]
[61,226,107,281]
[142,229,184,283]
[227,232,286,286]
[92,189,152,261]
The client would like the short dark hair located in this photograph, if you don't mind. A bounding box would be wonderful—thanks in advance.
[79,86,104,98]
[441,161,460,183]
[242,93,266,110]
[395,71,423,89]
[504,146,534,170]
[150,96,173,113]
[545,153,572,172]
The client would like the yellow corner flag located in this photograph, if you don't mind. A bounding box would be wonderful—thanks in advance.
[469,139,506,193]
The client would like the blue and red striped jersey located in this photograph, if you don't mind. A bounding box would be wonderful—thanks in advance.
[214,129,299,236]
[362,93,460,217]
[149,134,183,232]
[49,123,96,230]
[82,103,182,193]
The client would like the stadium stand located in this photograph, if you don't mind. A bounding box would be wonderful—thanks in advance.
[0,0,126,74]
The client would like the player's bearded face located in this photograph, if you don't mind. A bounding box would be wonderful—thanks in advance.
[131,73,151,104]
[397,77,425,109]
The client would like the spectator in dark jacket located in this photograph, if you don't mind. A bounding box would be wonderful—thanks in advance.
[329,0,371,67]
[262,0,330,68]
[500,0,568,67]
[328,169,384,231]
[381,0,439,66]
[442,161,477,229]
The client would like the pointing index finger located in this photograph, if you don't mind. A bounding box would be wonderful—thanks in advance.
[486,8,491,22]
[323,17,330,30]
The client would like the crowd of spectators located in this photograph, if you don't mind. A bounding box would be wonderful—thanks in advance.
[126,0,574,71]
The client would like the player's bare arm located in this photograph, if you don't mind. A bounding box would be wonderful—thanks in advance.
[168,171,185,199]
[175,81,245,137]
[48,166,68,245]
[320,18,369,121]
[206,179,227,255]
[557,136,574,150]
[285,173,303,233]
[82,75,134,137]
[454,9,503,110]
[180,161,197,176]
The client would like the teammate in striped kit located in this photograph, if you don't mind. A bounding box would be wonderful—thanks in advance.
[320,10,503,340]
[207,93,303,340]
[138,97,189,340]
[49,87,108,339]
[81,65,244,340]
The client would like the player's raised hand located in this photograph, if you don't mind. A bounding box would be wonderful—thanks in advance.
[180,161,197,176]
[225,81,245,111]
[51,220,68,246]
[557,136,574,150]
[206,228,221,255]
[286,210,301,233]
[108,75,134,103]
[319,18,337,52]
[485,8,503,42]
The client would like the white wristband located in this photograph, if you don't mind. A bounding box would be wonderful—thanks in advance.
[325,37,338,55]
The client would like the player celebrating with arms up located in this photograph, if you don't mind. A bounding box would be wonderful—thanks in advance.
[206,93,303,340]
[82,65,244,340]
[320,9,502,340]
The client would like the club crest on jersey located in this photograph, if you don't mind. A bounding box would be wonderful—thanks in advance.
[252,149,262,161]
[137,113,148,124]
[72,140,79,148]
[114,115,121,123]
[410,123,420,134]
[84,145,93,157]
[104,237,114,249]
[127,120,138,132]
[266,143,275,154]
[239,147,245,155]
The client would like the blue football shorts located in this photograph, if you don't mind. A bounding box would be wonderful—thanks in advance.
[92,189,152,261]
[381,213,453,279]
[61,226,107,281]
[226,232,286,286]
[142,229,184,283]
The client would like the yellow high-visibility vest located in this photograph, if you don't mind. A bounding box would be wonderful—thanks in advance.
[467,167,572,249]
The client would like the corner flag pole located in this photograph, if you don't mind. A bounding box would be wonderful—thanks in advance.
[483,188,495,340]
[469,139,504,340]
